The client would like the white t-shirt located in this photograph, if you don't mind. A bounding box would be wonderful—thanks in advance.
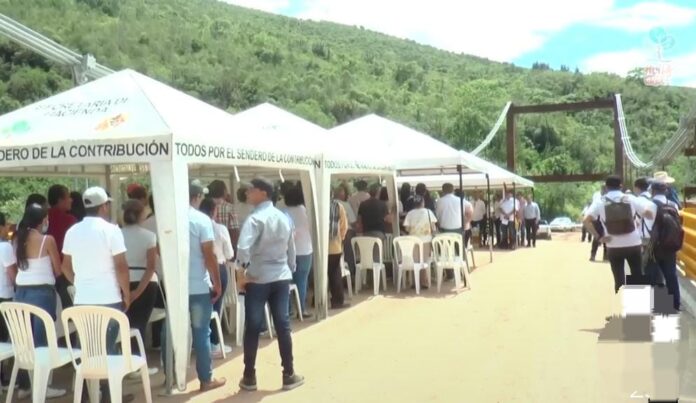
[403,208,438,242]
[122,225,158,283]
[213,221,234,264]
[63,216,127,305]
[0,241,16,299]
[586,190,652,249]
[284,205,313,256]
[472,199,486,222]
[436,193,470,230]
[499,197,519,224]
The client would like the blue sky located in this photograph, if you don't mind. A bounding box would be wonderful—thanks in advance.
[222,0,696,88]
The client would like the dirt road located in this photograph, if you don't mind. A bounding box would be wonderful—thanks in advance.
[57,234,696,402]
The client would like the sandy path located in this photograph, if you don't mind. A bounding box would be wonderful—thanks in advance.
[56,234,695,402]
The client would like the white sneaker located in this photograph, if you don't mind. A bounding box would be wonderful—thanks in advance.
[17,387,66,399]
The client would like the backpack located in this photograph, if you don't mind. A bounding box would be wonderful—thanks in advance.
[649,200,684,255]
[603,197,635,235]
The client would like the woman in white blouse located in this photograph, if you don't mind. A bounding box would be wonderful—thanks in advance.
[121,200,159,352]
[199,198,234,356]
[403,195,438,288]
[282,185,313,318]
[10,203,66,398]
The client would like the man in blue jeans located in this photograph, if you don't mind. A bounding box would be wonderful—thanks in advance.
[186,180,226,392]
[237,178,304,391]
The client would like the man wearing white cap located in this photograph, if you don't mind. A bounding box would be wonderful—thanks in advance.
[62,186,133,402]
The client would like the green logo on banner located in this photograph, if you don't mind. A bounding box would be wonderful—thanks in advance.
[1,120,30,137]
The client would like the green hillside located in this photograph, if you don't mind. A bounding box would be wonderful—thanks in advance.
[1,0,695,220]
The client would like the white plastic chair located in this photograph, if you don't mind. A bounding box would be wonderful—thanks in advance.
[62,306,152,403]
[229,269,274,346]
[351,237,387,296]
[339,255,353,299]
[392,236,431,294]
[0,302,78,403]
[432,234,472,291]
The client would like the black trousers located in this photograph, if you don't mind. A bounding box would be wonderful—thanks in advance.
[590,220,606,260]
[328,254,344,307]
[581,226,592,243]
[607,246,642,293]
[524,219,537,246]
[55,274,73,310]
[127,281,158,351]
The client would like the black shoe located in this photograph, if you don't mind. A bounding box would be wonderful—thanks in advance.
[282,373,305,391]
[330,302,350,309]
[590,256,596,262]
[239,375,257,391]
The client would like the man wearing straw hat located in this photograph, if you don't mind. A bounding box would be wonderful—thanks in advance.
[653,171,682,209]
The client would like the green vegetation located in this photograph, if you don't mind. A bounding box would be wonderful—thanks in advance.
[1,0,695,221]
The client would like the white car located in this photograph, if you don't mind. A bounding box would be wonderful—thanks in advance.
[549,217,575,232]
[537,220,552,239]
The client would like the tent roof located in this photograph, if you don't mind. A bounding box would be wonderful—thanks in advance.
[329,114,481,174]
[0,70,318,171]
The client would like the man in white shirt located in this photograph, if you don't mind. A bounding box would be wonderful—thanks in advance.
[499,192,518,249]
[435,183,473,246]
[62,187,132,401]
[493,194,502,247]
[523,195,541,247]
[583,176,654,295]
[471,192,487,247]
[348,180,370,217]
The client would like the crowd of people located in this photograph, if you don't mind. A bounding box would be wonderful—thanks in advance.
[582,171,684,316]
[0,171,682,399]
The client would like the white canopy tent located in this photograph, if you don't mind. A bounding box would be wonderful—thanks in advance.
[0,69,321,392]
[227,103,397,319]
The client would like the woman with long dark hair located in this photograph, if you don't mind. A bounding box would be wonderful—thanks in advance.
[415,183,435,212]
[11,204,66,399]
[282,185,313,318]
[120,200,159,369]
[69,191,86,222]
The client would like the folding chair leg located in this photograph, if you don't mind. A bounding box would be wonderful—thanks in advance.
[372,269,379,296]
[292,289,303,322]
[235,296,244,347]
[414,269,421,295]
[381,268,387,291]
[107,374,122,403]
[346,273,353,299]
[87,380,100,403]
[396,269,403,293]
[469,249,476,270]
[73,373,84,403]
[436,267,443,293]
[141,365,153,403]
[354,269,361,294]
[32,366,50,403]
[5,362,18,403]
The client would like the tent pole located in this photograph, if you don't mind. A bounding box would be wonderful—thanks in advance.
[457,165,465,242]
[486,173,492,263]
[512,182,517,249]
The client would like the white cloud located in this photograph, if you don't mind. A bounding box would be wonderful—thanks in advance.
[592,2,696,32]
[581,48,696,88]
[295,0,614,62]
[218,0,290,13]
[220,0,696,67]
[581,49,652,76]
